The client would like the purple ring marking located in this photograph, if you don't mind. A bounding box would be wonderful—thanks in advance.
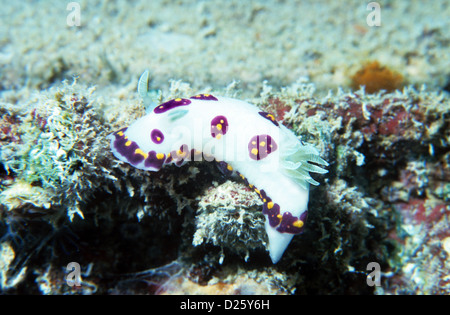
[211,115,228,138]
[154,98,191,114]
[190,94,218,101]
[263,202,282,227]
[258,111,279,127]
[165,153,173,164]
[170,144,189,166]
[144,151,165,170]
[217,161,233,176]
[248,134,278,161]
[151,129,164,144]
[112,130,146,165]
[276,211,306,234]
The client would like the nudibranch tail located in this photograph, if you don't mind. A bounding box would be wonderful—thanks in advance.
[108,78,328,264]
[266,227,295,264]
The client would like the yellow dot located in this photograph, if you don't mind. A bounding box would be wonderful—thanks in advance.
[159,105,163,109]
[124,136,128,139]
[267,202,274,209]
[216,134,222,140]
[220,119,224,124]
[260,141,266,147]
[125,140,132,146]
[277,214,282,219]
[216,123,222,131]
[293,220,304,228]
[167,153,171,158]
[254,188,260,194]
[251,148,258,155]
[117,131,124,136]
[135,149,148,158]
[252,141,256,145]
[249,184,253,188]
[268,114,275,121]
[204,94,210,97]
[156,136,161,142]
[177,149,186,157]
[227,165,233,171]
[175,98,182,101]
[240,174,245,179]
[156,153,165,160]
[263,198,266,202]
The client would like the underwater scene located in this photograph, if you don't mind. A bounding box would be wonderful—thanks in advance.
[0,0,449,296]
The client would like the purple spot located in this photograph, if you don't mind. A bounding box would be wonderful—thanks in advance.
[276,212,305,234]
[178,144,189,156]
[154,98,191,114]
[165,154,173,164]
[115,140,140,164]
[248,134,278,161]
[172,144,189,166]
[300,211,308,223]
[258,111,279,127]
[151,129,164,144]
[217,161,233,176]
[176,159,185,166]
[112,130,147,166]
[190,94,218,101]
[263,202,281,228]
[259,189,269,201]
[236,171,249,186]
[113,127,128,135]
[210,115,228,138]
[144,151,165,170]
[129,152,145,165]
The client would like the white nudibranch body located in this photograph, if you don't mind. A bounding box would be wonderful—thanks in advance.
[108,76,328,263]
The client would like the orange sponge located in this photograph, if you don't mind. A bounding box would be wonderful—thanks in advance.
[351,61,404,94]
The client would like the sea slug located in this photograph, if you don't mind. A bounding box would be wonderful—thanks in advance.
[108,72,328,263]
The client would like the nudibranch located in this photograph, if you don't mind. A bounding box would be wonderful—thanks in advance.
[108,72,328,263]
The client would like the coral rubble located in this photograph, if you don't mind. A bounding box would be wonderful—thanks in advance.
[0,76,448,294]
[193,180,266,263]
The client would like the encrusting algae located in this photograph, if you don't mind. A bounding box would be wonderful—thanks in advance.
[0,79,111,221]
